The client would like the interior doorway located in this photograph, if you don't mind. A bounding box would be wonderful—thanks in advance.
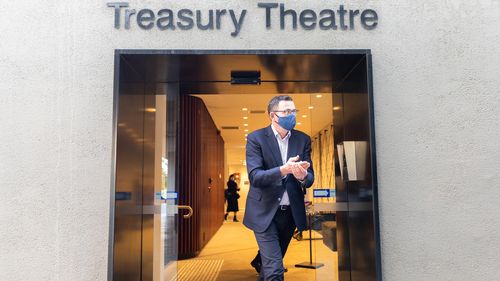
[109,51,381,281]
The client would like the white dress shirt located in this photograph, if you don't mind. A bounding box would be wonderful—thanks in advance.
[271,124,291,206]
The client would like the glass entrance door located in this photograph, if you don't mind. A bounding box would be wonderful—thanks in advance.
[289,93,338,281]
[302,54,378,281]
[112,54,183,281]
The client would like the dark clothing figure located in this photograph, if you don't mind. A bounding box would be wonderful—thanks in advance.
[225,180,240,212]
[225,177,240,221]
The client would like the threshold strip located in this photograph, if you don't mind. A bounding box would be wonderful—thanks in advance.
[169,259,224,281]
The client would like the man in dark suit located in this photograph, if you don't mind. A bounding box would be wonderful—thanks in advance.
[243,95,314,281]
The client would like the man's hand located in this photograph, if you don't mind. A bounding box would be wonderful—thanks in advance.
[297,161,310,170]
[280,156,309,180]
[280,155,299,177]
[291,162,308,181]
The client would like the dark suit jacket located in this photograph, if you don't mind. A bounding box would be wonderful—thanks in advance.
[243,125,314,232]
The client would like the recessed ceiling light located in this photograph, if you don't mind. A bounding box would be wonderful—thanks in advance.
[316,94,323,98]
[118,123,126,127]
[145,108,156,113]
[302,115,307,118]
[242,107,248,111]
[243,116,248,120]
[333,106,341,111]
[244,124,248,127]
[244,129,248,132]
[308,106,314,109]
[245,134,248,137]
[297,122,302,125]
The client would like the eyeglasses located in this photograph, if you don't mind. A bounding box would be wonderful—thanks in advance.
[272,109,299,116]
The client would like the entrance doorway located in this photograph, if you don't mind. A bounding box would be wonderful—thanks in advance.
[109,51,381,281]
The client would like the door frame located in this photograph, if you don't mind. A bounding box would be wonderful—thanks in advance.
[108,49,381,281]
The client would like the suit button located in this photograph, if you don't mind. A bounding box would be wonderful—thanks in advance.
[278,198,281,201]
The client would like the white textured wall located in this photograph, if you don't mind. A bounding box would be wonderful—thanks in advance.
[1,1,499,280]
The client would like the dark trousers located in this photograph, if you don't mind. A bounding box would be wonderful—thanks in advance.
[253,207,296,281]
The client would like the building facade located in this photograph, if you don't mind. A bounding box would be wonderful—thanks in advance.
[1,1,500,281]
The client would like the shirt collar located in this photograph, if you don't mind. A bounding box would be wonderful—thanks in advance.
[271,124,291,140]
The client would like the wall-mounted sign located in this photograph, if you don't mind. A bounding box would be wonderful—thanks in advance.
[160,191,178,200]
[313,189,336,198]
[115,192,132,200]
[107,2,378,37]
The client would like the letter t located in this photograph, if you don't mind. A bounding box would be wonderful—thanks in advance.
[107,2,129,29]
[258,3,278,28]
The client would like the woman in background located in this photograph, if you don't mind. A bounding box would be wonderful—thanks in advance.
[224,174,240,222]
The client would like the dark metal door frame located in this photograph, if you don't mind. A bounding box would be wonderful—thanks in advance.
[108,49,381,281]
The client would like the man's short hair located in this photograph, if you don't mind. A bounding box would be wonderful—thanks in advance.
[267,95,293,114]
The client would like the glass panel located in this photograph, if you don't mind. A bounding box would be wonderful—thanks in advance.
[160,83,180,280]
[152,92,168,280]
[299,93,339,281]
[114,81,179,281]
[144,83,180,281]
[333,56,377,281]
[114,83,145,281]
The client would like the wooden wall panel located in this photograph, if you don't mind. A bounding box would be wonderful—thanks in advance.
[178,95,225,259]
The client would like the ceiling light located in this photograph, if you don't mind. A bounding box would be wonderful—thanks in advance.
[333,106,341,111]
[118,123,126,127]
[302,115,307,118]
[308,106,314,109]
[245,134,248,137]
[242,107,248,111]
[145,108,156,113]
[315,94,323,98]
[243,116,248,120]
[244,124,248,127]
[297,122,302,125]
[244,129,248,132]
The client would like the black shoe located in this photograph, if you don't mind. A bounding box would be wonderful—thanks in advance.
[233,217,239,222]
[224,213,228,221]
[250,260,261,274]
[284,267,288,273]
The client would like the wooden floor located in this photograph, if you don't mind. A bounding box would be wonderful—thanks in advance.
[176,212,338,281]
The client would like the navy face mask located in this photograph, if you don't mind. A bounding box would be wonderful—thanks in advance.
[277,114,296,131]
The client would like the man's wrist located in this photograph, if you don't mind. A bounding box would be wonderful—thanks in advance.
[280,165,288,177]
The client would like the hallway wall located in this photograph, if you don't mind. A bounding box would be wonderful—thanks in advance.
[178,95,225,259]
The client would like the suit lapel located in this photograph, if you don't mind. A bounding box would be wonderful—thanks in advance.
[265,126,284,168]
[287,130,299,162]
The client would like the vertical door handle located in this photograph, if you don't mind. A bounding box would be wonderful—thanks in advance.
[177,205,193,219]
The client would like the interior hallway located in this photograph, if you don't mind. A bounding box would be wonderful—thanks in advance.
[175,212,338,281]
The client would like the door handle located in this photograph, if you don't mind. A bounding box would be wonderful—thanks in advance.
[177,205,193,219]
